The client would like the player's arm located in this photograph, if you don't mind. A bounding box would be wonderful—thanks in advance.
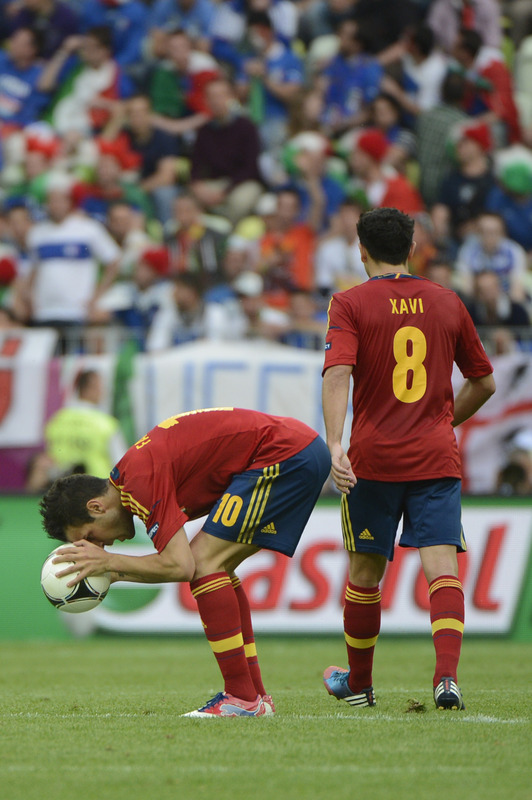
[322,364,356,493]
[56,528,195,586]
[452,373,496,427]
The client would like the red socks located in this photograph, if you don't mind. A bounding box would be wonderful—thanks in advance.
[190,572,257,701]
[429,575,465,687]
[231,576,266,696]
[343,583,381,693]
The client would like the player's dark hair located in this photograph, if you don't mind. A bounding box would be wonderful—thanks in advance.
[40,474,108,542]
[357,208,414,265]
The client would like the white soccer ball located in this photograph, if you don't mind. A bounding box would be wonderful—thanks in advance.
[41,545,111,613]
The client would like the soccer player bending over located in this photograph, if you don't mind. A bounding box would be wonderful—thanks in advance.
[40,408,330,717]
[322,207,495,710]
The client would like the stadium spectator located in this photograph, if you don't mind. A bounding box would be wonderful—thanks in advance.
[485,160,532,252]
[282,133,346,231]
[204,270,290,341]
[455,211,528,300]
[427,0,502,54]
[452,26,522,145]
[317,20,383,137]
[315,198,367,296]
[298,0,358,49]
[7,0,80,59]
[321,207,495,712]
[3,124,62,214]
[416,71,468,206]
[350,0,422,59]
[25,176,121,347]
[107,94,181,227]
[39,27,134,140]
[380,25,448,118]
[165,193,227,291]
[148,0,216,54]
[189,78,263,225]
[146,271,207,349]
[466,269,530,328]
[79,0,148,72]
[258,188,316,303]
[40,407,330,716]
[147,28,218,121]
[237,11,304,152]
[431,121,497,250]
[0,28,48,131]
[105,200,152,278]
[2,201,33,320]
[210,0,298,71]
[95,245,174,350]
[72,138,153,224]
[349,128,425,215]
[370,92,417,173]
[409,212,438,276]
[278,289,327,350]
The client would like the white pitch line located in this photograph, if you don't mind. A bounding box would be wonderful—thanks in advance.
[2,711,530,724]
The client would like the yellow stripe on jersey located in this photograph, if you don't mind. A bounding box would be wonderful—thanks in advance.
[191,576,232,598]
[244,643,257,658]
[208,632,244,654]
[345,633,379,649]
[111,483,150,522]
[238,464,280,545]
[431,618,464,635]
[341,493,356,551]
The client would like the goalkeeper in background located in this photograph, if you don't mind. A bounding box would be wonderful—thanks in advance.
[322,207,495,711]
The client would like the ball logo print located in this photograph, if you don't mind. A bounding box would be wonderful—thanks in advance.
[40,545,111,613]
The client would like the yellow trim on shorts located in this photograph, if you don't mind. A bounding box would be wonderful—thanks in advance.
[341,493,356,551]
[237,464,280,545]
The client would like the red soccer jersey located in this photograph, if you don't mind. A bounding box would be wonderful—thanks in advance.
[323,273,493,481]
[109,408,317,552]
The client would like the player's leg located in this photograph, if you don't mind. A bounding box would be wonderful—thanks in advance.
[401,479,466,709]
[419,544,465,709]
[324,480,401,708]
[185,534,264,715]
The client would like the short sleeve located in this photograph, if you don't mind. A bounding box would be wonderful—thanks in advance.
[322,292,359,375]
[454,300,493,379]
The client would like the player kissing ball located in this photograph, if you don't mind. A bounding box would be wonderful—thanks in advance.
[40,545,111,613]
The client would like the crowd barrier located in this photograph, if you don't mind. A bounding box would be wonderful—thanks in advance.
[2,331,532,492]
[1,495,531,641]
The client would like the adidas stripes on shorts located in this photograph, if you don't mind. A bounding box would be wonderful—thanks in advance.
[341,477,466,560]
[202,436,331,557]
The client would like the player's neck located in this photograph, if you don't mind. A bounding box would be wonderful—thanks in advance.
[366,261,409,279]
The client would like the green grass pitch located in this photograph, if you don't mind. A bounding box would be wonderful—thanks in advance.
[1,637,530,800]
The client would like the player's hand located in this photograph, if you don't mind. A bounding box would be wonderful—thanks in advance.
[53,541,111,587]
[329,443,356,494]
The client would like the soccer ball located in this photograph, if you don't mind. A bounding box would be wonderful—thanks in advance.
[41,545,111,613]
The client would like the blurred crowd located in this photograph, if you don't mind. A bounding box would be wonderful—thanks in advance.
[1,0,532,358]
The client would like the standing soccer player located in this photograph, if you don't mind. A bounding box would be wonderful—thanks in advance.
[40,407,330,717]
[321,207,495,710]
